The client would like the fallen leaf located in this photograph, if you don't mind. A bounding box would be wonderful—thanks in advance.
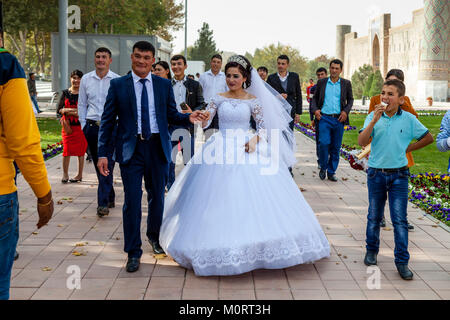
[75,242,88,247]
[32,232,38,235]
[337,254,342,257]
[353,261,357,263]
[418,217,424,220]
[98,241,105,245]
[72,250,87,256]
[431,225,438,228]
[20,209,28,212]
[57,224,64,227]
[335,262,340,265]
[154,253,167,259]
[342,178,348,181]
[115,237,121,240]
[57,200,63,205]
[343,255,348,259]
[41,267,52,272]
[300,187,307,192]
[383,227,392,231]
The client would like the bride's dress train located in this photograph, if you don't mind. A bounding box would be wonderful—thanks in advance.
[160,94,330,276]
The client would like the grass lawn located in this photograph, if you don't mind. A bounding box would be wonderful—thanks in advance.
[300,112,448,175]
[37,118,61,149]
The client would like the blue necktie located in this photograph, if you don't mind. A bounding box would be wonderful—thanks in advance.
[139,78,151,139]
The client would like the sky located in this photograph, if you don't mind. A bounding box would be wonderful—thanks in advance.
[171,0,424,59]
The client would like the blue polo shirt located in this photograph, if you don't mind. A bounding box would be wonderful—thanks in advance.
[321,78,341,115]
[361,108,429,169]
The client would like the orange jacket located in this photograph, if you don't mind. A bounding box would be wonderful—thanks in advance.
[368,95,418,167]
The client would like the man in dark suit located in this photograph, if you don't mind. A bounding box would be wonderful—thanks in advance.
[167,54,205,190]
[267,55,303,176]
[310,59,354,182]
[97,41,207,272]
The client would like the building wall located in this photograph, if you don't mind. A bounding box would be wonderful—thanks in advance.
[343,33,370,80]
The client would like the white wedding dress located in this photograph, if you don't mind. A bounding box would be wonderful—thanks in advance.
[160,94,330,276]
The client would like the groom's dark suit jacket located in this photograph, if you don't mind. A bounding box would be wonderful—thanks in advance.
[98,73,192,164]
[267,72,303,117]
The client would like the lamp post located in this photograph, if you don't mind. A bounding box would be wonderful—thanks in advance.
[184,0,187,58]
[59,0,68,90]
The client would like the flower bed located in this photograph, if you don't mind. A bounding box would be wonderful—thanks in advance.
[42,141,63,161]
[294,122,450,226]
[351,110,444,117]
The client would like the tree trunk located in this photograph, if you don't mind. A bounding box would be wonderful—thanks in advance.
[34,28,43,74]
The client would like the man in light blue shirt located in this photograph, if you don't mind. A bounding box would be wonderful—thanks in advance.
[436,110,450,173]
[358,79,433,281]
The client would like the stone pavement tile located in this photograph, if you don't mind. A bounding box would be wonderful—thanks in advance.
[184,276,219,289]
[314,261,349,272]
[117,262,154,278]
[287,279,325,290]
[400,290,441,300]
[363,290,404,300]
[106,287,146,300]
[113,277,150,289]
[182,288,219,300]
[328,290,367,300]
[84,262,122,279]
[31,287,73,300]
[415,270,450,281]
[149,276,185,289]
[322,280,360,290]
[435,290,450,300]
[285,263,316,272]
[153,261,186,277]
[285,268,320,280]
[422,280,450,291]
[255,289,293,300]
[69,278,115,300]
[144,288,182,300]
[317,270,354,281]
[24,258,63,271]
[11,268,23,279]
[10,288,38,300]
[219,289,256,300]
[390,279,431,290]
[11,269,52,288]
[409,261,444,271]
[254,271,289,290]
[50,259,93,278]
[21,237,54,246]
[291,289,329,300]
[219,273,254,290]
[41,277,72,289]
[356,279,396,291]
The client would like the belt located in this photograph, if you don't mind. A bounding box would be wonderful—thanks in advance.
[86,119,100,126]
[137,133,160,141]
[321,113,340,118]
[372,166,409,173]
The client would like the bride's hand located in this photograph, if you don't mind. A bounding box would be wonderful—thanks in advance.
[244,141,257,153]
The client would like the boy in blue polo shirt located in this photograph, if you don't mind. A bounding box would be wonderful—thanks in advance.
[358,79,434,280]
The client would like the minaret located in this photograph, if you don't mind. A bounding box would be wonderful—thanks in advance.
[418,0,449,102]
[336,25,352,61]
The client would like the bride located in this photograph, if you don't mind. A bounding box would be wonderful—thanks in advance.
[159,55,330,276]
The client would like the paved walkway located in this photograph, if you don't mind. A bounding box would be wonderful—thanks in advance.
[10,131,450,300]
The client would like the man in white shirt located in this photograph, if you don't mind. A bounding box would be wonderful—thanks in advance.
[78,47,120,217]
[198,54,228,139]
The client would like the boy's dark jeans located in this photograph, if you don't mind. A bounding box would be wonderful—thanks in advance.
[366,167,410,265]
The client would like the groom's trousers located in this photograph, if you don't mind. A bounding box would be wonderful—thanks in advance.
[119,136,169,259]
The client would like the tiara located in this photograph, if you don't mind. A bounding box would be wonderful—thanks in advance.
[227,55,248,69]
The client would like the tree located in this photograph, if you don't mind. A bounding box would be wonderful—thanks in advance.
[305,55,332,84]
[369,70,384,97]
[188,23,219,65]
[251,43,308,80]
[351,64,373,99]
[363,73,374,98]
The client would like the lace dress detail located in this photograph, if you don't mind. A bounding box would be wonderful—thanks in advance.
[160,94,330,276]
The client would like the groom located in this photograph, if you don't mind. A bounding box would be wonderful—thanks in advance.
[98,41,208,272]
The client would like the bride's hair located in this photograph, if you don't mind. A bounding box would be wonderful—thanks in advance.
[225,55,252,89]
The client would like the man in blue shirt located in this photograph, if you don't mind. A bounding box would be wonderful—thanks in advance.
[310,59,354,181]
[436,110,450,173]
[359,79,433,280]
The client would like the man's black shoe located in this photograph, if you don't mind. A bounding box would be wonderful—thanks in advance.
[97,206,109,217]
[319,169,326,180]
[396,264,413,280]
[364,251,378,266]
[14,251,19,261]
[407,223,414,231]
[126,257,140,273]
[149,239,165,255]
[108,201,115,209]
[328,174,338,182]
[380,217,386,228]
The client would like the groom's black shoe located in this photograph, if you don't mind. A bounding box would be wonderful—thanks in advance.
[319,169,326,180]
[327,174,338,182]
[149,239,165,255]
[126,257,140,273]
[396,264,413,280]
[364,250,378,266]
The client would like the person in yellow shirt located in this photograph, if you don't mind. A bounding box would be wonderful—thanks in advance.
[0,48,53,300]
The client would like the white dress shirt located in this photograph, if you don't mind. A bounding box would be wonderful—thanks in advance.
[172,76,187,112]
[277,72,289,82]
[132,71,159,134]
[78,69,120,129]
[198,69,228,103]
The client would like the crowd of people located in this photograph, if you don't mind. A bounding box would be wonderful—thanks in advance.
[0,41,449,299]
